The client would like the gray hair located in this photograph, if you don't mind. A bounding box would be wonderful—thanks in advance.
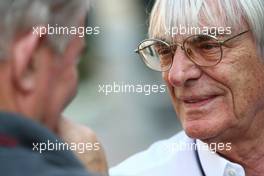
[149,0,264,57]
[0,0,90,59]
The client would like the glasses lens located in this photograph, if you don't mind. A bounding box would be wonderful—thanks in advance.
[138,40,173,71]
[184,35,222,66]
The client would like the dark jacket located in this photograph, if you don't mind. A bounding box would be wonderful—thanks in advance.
[0,112,97,176]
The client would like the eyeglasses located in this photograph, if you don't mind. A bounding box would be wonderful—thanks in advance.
[135,30,249,72]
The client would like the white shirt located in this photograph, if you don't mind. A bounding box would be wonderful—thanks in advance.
[110,131,245,176]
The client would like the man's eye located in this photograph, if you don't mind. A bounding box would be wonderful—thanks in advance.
[198,43,219,50]
[156,47,171,55]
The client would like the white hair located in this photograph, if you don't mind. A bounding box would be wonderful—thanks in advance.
[0,0,90,59]
[149,0,264,56]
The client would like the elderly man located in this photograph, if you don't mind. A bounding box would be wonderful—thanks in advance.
[0,0,107,176]
[110,0,264,176]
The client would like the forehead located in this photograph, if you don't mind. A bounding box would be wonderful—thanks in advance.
[149,0,246,41]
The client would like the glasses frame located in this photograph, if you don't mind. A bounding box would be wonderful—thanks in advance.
[135,30,250,72]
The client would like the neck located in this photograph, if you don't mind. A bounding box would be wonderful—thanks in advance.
[217,114,264,176]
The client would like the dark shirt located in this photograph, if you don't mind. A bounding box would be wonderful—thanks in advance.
[0,112,97,176]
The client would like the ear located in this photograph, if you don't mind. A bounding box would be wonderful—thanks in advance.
[11,31,42,93]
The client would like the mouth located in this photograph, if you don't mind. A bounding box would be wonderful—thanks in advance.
[180,95,220,108]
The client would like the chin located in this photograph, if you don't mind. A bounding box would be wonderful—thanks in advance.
[182,119,220,140]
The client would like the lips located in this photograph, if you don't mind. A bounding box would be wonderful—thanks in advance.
[180,95,220,108]
[183,95,217,103]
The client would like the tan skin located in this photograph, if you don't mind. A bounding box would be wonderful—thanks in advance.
[0,24,108,175]
[58,118,108,175]
[163,28,264,175]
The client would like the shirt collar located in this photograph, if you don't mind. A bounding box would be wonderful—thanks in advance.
[196,139,245,176]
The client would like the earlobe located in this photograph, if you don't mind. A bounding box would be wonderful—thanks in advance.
[11,31,41,93]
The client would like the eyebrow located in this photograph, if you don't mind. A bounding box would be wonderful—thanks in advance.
[191,35,212,43]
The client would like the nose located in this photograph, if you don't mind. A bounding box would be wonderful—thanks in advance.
[167,48,202,87]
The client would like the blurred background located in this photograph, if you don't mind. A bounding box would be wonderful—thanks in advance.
[64,0,182,167]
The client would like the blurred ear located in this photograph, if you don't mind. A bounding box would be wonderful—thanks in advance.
[11,31,41,93]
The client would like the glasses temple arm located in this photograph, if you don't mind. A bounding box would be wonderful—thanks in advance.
[134,43,158,53]
[221,30,250,44]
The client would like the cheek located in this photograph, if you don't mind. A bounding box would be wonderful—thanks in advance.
[162,72,182,114]
[162,72,174,98]
[232,63,264,119]
[209,50,264,120]
[53,64,79,108]
[61,65,79,96]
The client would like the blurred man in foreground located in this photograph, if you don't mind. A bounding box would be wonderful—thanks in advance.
[0,0,107,175]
